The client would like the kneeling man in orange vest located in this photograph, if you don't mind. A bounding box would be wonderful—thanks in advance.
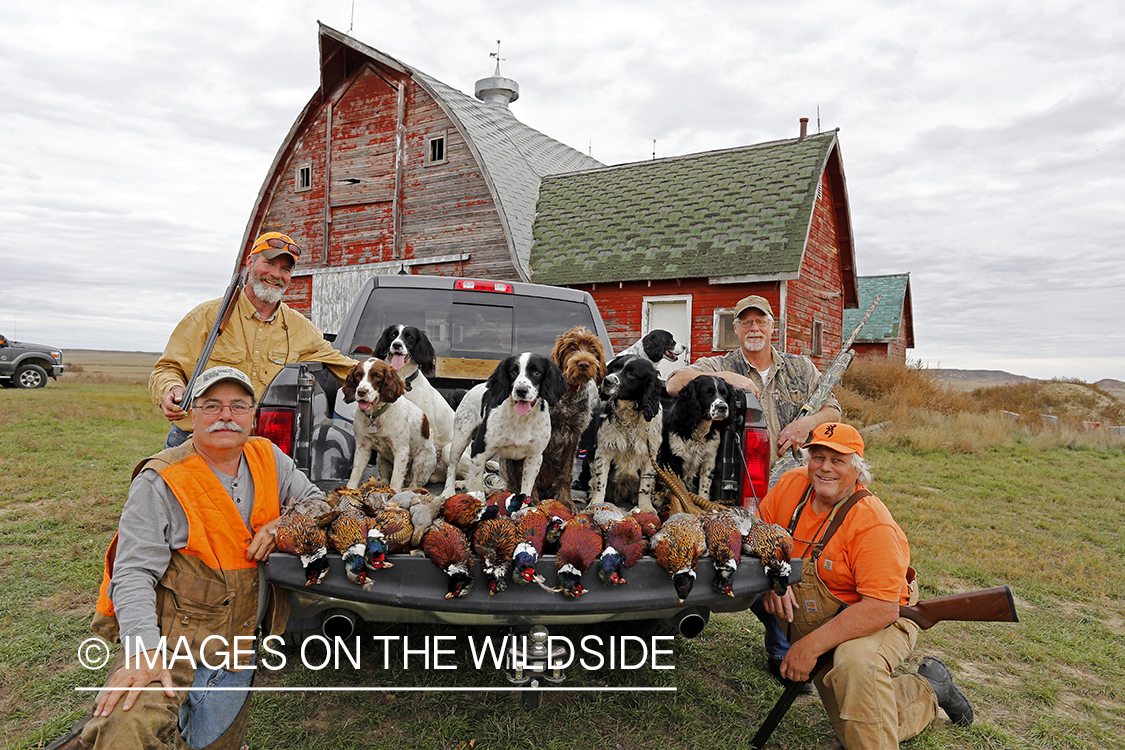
[78,366,324,750]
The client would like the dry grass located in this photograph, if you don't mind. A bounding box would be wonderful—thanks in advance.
[838,358,1125,452]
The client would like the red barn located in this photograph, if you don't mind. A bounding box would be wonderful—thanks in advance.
[844,274,915,362]
[531,133,860,371]
[241,24,602,334]
[244,26,866,372]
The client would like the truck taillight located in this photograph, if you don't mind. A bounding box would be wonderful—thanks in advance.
[741,426,770,509]
[255,409,295,456]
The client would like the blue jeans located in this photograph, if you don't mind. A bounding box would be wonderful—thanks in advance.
[752,594,791,662]
[165,424,191,449]
[178,660,255,748]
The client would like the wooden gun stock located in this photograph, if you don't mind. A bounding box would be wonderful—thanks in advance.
[899,584,1019,630]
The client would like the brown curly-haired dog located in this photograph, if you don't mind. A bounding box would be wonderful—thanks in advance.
[504,327,606,510]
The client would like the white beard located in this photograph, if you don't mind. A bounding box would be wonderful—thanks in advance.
[251,276,286,304]
[742,335,768,353]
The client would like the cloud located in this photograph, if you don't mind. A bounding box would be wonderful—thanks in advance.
[0,0,1122,384]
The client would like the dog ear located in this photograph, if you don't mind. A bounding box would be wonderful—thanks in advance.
[541,359,569,406]
[342,366,360,404]
[676,379,704,434]
[412,330,438,378]
[483,357,515,412]
[379,366,406,403]
[373,326,396,360]
[641,366,663,421]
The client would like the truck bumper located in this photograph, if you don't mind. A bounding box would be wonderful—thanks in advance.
[268,553,801,630]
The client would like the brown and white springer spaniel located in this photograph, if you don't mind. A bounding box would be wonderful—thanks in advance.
[343,359,437,492]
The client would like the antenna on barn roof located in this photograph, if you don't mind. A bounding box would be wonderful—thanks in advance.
[652,139,656,160]
[817,105,821,133]
[348,1,354,33]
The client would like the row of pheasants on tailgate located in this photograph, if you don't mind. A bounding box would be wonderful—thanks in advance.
[274,474,795,605]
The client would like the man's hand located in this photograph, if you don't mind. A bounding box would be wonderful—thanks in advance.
[246,518,281,562]
[160,386,187,421]
[761,588,797,623]
[779,634,822,683]
[94,651,175,717]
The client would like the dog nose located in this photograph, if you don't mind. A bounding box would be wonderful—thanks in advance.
[514,386,530,399]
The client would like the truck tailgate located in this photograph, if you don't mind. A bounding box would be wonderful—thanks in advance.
[268,553,801,627]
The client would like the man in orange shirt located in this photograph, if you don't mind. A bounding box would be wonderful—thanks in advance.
[760,423,972,749]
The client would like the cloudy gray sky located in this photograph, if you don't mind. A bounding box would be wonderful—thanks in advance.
[2,0,1122,381]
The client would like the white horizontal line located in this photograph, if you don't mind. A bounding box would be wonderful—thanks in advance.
[75,686,676,693]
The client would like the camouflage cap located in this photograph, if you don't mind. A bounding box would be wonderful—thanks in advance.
[733,295,774,319]
[190,366,254,403]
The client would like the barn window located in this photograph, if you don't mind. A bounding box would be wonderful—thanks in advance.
[714,310,740,350]
[812,320,824,357]
[425,133,447,165]
[295,164,312,192]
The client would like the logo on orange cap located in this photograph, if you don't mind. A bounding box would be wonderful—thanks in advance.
[802,422,864,457]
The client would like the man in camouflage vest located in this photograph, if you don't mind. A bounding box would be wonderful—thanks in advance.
[666,294,841,464]
[666,294,841,688]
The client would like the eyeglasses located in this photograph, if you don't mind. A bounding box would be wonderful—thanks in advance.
[253,236,302,258]
[194,401,254,416]
[736,317,772,329]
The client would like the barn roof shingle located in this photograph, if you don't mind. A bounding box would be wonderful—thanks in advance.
[844,274,912,344]
[530,133,838,285]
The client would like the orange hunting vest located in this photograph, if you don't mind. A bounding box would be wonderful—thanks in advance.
[95,438,280,618]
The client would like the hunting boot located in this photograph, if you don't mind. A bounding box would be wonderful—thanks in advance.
[918,656,974,726]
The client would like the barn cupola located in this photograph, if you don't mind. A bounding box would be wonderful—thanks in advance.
[474,40,519,108]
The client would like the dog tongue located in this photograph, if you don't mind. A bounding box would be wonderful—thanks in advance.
[358,400,372,410]
[514,400,533,416]
[390,354,407,370]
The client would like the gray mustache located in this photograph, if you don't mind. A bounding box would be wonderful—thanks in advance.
[206,420,246,433]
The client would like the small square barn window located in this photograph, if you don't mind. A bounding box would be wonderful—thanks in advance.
[295,164,312,192]
[714,310,740,350]
[425,133,447,166]
[812,320,824,357]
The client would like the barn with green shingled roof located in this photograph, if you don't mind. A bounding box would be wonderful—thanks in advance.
[530,130,862,370]
[843,274,914,362]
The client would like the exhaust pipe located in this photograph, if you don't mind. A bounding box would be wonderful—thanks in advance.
[659,607,710,639]
[321,608,358,640]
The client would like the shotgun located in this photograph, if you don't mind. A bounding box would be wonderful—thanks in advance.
[768,294,883,487]
[176,242,254,409]
[751,585,1019,750]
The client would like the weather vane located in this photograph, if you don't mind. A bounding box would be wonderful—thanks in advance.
[490,40,504,72]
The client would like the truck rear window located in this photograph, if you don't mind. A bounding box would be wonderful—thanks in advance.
[346,288,599,359]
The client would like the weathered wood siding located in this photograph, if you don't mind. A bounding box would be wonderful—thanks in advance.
[569,279,781,359]
[256,63,518,316]
[786,170,844,369]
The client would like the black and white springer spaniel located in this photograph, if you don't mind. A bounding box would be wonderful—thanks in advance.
[441,352,567,499]
[373,324,457,476]
[659,374,735,500]
[614,329,686,368]
[586,354,665,512]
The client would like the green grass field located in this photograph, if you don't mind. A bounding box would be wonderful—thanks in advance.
[2,380,1124,749]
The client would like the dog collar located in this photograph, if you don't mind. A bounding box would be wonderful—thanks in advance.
[369,403,391,419]
[402,369,420,391]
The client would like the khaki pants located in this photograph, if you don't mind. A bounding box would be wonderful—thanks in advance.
[80,653,252,750]
[814,618,938,749]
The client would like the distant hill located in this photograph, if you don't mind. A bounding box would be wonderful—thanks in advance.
[927,369,1036,390]
[929,369,1125,404]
